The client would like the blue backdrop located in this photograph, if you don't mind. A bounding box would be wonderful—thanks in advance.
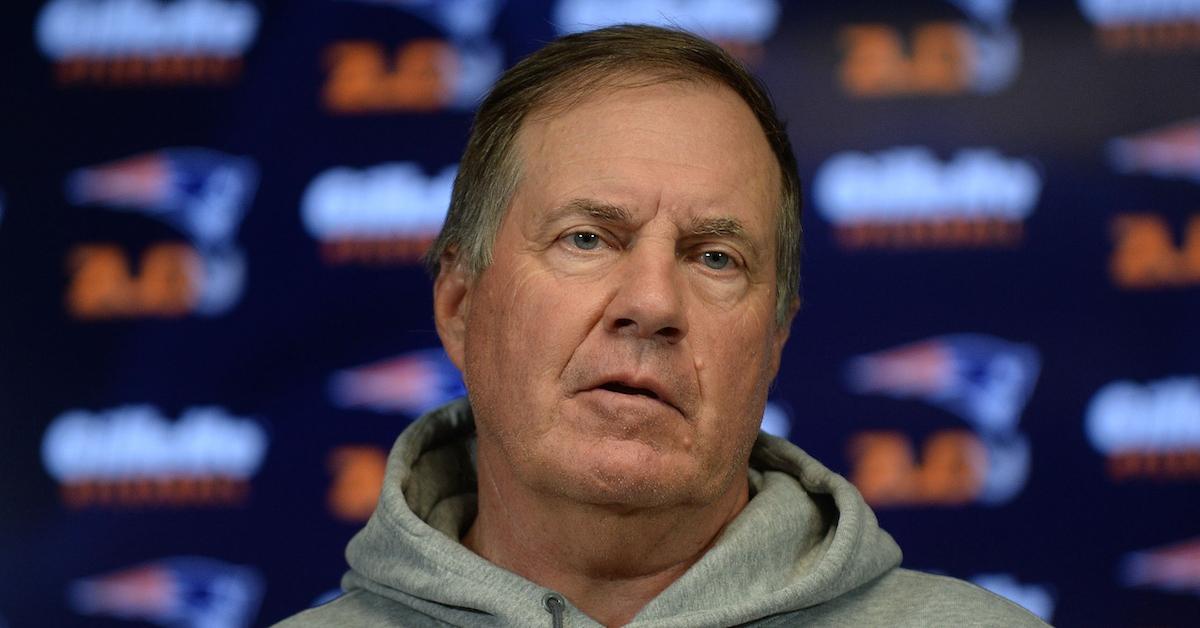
[2,1,1199,626]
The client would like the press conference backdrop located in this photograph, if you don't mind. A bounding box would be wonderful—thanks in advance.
[1,0,1198,626]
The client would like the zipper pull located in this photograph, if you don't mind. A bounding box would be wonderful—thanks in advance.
[543,592,566,628]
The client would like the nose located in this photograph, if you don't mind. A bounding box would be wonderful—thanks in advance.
[602,244,688,344]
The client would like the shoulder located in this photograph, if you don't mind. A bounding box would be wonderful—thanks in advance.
[752,569,1050,627]
[271,589,453,628]
[862,569,1049,625]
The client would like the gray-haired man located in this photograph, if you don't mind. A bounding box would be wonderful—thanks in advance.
[280,25,1047,627]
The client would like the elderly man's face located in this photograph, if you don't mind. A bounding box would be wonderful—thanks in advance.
[437,79,790,509]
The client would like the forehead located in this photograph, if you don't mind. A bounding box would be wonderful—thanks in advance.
[510,79,781,235]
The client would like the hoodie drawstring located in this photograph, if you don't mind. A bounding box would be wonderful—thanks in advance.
[543,593,565,628]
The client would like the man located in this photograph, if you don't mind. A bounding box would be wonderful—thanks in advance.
[280,25,1047,627]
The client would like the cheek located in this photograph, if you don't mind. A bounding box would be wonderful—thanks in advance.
[467,263,606,388]
[693,310,778,412]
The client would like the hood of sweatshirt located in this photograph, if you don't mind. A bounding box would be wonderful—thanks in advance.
[341,398,903,627]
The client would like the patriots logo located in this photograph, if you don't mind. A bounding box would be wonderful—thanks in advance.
[1108,119,1200,183]
[846,333,1041,435]
[329,348,466,416]
[66,148,258,250]
[69,556,264,628]
[1122,537,1200,595]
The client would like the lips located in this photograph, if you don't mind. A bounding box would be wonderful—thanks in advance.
[583,374,684,416]
[598,381,660,400]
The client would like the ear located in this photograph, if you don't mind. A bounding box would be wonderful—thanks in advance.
[433,249,472,371]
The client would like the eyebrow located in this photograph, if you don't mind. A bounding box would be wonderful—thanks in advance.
[539,198,635,226]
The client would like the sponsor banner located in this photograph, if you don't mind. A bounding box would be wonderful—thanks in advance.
[1079,0,1200,52]
[64,148,258,318]
[971,573,1056,622]
[41,405,268,508]
[1121,537,1200,595]
[839,1,1020,97]
[844,334,1040,507]
[813,147,1040,250]
[70,557,264,628]
[1086,376,1200,481]
[36,0,261,86]
[1109,119,1200,183]
[553,0,780,62]
[302,163,455,266]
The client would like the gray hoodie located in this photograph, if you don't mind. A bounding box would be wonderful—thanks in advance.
[277,399,1048,627]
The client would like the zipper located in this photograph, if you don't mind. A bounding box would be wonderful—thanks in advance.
[543,592,565,628]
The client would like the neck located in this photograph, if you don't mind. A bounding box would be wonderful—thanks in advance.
[462,446,750,627]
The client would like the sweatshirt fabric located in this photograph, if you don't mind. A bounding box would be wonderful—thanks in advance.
[276,399,1048,627]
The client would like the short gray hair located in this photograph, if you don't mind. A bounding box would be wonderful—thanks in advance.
[425,24,802,325]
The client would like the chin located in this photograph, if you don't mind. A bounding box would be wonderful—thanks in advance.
[531,440,715,509]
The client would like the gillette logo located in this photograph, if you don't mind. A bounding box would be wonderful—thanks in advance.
[1121,537,1200,595]
[1079,0,1200,52]
[302,162,456,265]
[329,347,466,415]
[41,405,268,508]
[845,334,1040,507]
[70,556,264,628]
[1086,376,1200,480]
[554,0,779,61]
[64,148,257,318]
[1082,0,1200,22]
[813,148,1040,249]
[36,0,260,86]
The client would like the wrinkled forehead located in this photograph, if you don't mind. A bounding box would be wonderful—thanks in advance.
[508,78,782,229]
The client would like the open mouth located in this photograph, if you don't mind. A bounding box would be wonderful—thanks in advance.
[598,381,660,400]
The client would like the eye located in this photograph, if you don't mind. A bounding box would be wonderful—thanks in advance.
[570,232,602,250]
[700,250,732,270]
